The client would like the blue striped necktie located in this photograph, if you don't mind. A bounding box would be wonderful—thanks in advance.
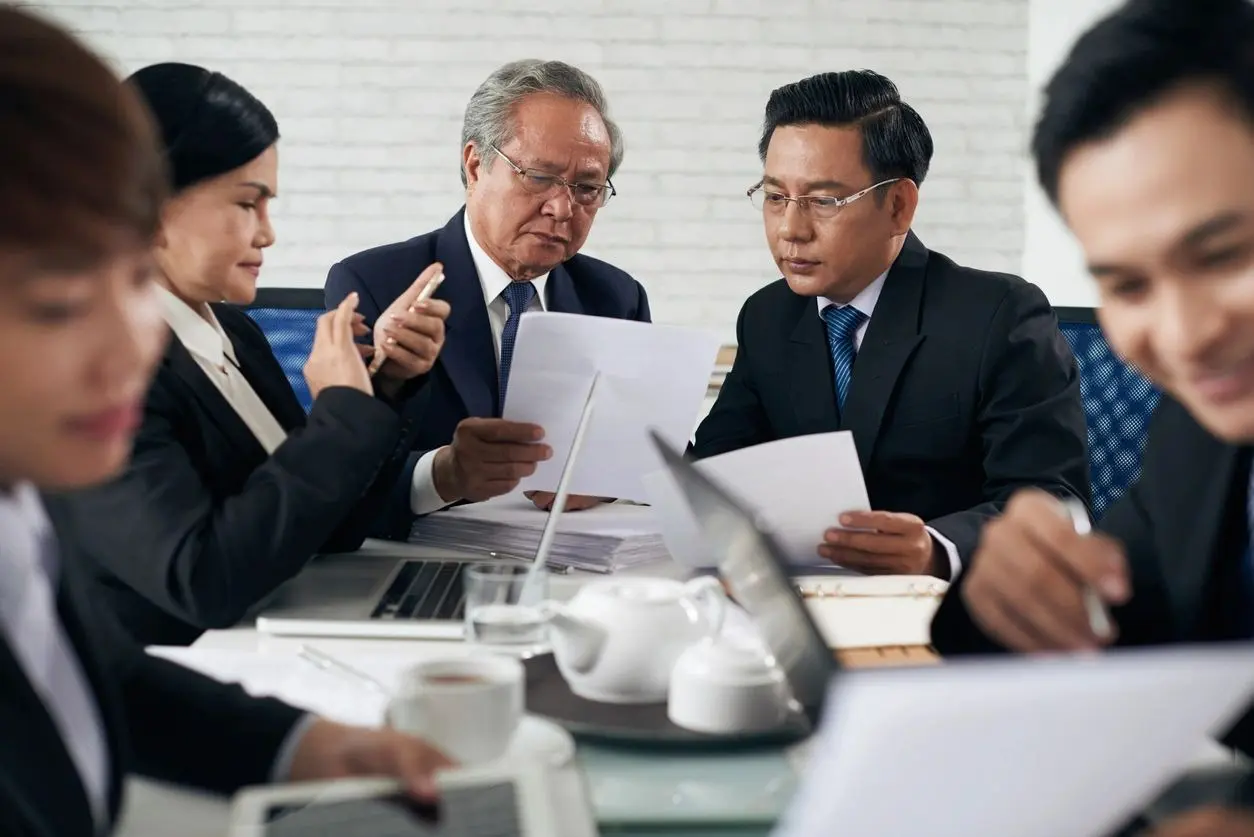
[497,281,536,411]
[822,304,867,413]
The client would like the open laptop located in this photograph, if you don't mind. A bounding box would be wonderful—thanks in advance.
[254,375,602,640]
[649,429,837,721]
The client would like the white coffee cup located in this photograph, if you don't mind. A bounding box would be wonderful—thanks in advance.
[668,634,791,734]
[385,654,524,765]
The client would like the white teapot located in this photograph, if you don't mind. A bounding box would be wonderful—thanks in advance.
[539,576,726,704]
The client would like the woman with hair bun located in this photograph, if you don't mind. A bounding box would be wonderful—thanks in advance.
[57,62,450,646]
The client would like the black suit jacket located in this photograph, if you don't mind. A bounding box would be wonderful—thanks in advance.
[53,304,422,647]
[932,396,1254,755]
[692,232,1091,567]
[0,500,303,837]
[324,208,652,502]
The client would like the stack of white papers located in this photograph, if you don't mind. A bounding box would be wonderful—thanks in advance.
[410,494,671,573]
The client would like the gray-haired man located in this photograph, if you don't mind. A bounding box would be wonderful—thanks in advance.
[327,60,649,528]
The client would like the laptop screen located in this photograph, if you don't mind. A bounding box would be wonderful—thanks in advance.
[649,431,837,716]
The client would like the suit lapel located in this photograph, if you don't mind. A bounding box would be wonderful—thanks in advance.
[789,303,841,435]
[53,556,129,826]
[545,264,587,315]
[163,341,269,462]
[1171,442,1243,636]
[218,311,307,432]
[0,607,101,835]
[435,210,498,419]
[840,232,928,469]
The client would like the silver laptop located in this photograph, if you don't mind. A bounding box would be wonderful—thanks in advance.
[255,375,601,641]
[648,429,837,717]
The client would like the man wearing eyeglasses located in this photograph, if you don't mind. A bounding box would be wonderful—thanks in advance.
[327,59,647,527]
[692,70,1089,579]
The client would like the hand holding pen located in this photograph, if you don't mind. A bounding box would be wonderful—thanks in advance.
[368,262,449,381]
[958,489,1130,653]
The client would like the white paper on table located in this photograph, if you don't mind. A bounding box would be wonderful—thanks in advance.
[501,312,721,502]
[775,644,1254,837]
[641,431,871,568]
[146,646,445,727]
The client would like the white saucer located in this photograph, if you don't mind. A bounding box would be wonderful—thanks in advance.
[504,715,576,768]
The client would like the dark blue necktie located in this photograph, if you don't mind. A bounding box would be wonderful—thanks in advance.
[822,304,867,414]
[497,281,536,410]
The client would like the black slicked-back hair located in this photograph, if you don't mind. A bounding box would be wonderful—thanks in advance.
[758,70,933,186]
[1033,0,1254,205]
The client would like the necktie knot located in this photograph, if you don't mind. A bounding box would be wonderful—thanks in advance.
[503,281,536,315]
[822,304,866,342]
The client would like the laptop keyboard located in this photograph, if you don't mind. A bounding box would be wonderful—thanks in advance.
[262,782,523,836]
[371,560,468,622]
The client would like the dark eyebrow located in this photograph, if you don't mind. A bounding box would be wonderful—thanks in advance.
[1180,211,1245,248]
[240,181,275,199]
[761,175,850,192]
[1088,211,1251,278]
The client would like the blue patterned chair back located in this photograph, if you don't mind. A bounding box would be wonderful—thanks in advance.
[1056,311,1160,519]
[244,301,322,412]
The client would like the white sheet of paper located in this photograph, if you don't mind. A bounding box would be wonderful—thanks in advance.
[642,431,871,568]
[501,312,721,502]
[774,645,1254,837]
[146,646,437,727]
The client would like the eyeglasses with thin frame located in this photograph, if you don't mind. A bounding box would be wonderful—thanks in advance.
[489,145,616,208]
[747,177,903,219]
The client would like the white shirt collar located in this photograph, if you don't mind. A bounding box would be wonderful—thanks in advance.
[155,284,238,369]
[464,212,549,311]
[0,482,54,577]
[816,269,889,320]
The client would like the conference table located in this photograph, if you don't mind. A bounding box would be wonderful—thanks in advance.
[114,546,940,837]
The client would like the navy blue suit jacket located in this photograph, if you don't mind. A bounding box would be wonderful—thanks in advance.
[325,208,651,530]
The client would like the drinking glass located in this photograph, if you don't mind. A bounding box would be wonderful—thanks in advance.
[464,564,549,652]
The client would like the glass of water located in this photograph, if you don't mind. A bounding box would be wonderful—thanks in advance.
[464,564,549,652]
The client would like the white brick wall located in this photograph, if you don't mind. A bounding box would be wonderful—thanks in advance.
[27,0,1029,342]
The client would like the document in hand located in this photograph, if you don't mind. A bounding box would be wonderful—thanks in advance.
[773,644,1254,837]
[641,431,871,569]
[501,312,721,501]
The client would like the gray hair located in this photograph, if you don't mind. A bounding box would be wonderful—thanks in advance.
[460,59,624,187]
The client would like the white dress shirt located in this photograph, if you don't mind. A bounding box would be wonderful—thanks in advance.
[0,483,110,828]
[409,214,550,514]
[817,271,963,580]
[156,285,289,454]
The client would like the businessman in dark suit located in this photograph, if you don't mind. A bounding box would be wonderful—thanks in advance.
[693,70,1090,579]
[930,1,1254,832]
[327,59,649,517]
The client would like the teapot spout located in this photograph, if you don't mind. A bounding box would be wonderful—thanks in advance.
[540,603,607,675]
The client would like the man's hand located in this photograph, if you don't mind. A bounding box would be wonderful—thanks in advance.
[432,418,552,503]
[818,510,941,576]
[960,489,1130,653]
[1147,806,1254,836]
[524,491,609,512]
[370,263,450,384]
[288,719,454,801]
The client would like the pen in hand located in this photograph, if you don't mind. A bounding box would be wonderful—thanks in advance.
[369,271,446,377]
[1058,496,1114,642]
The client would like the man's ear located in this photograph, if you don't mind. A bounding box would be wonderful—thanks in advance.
[463,141,483,192]
[887,179,920,235]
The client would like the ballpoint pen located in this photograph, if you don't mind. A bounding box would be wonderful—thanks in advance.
[369,271,445,377]
[297,644,393,696]
[1059,497,1114,641]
